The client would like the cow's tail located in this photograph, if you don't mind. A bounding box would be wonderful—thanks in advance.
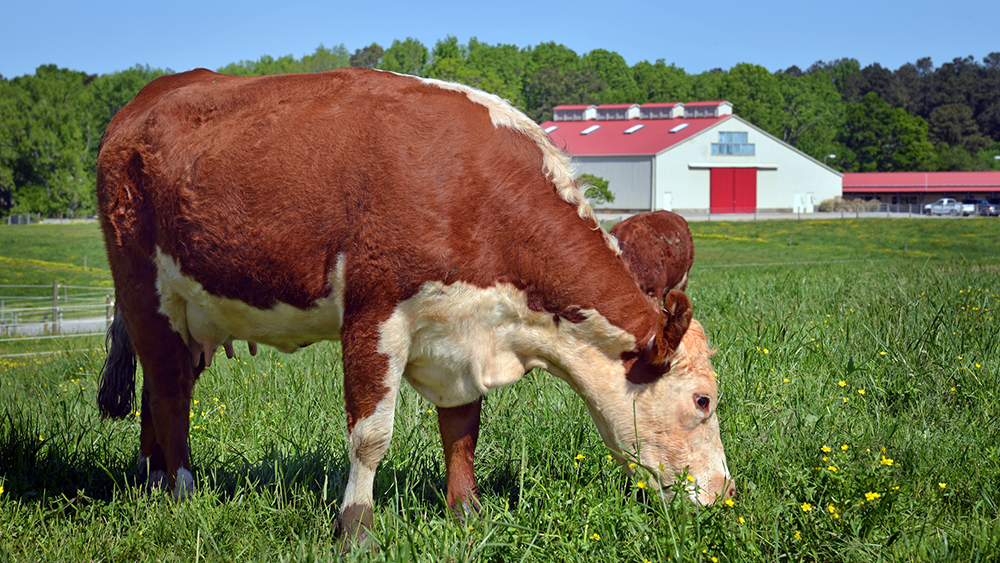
[97,306,137,419]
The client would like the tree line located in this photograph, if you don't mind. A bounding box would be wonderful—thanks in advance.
[2,37,998,218]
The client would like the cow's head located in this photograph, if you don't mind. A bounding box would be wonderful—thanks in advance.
[587,290,733,504]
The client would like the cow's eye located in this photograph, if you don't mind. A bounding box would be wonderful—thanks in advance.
[694,395,711,413]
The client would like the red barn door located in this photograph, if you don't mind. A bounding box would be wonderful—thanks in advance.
[710,168,757,213]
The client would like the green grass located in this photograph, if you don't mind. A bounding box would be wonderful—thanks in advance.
[2,218,1000,561]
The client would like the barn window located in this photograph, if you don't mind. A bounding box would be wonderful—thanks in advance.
[711,132,755,156]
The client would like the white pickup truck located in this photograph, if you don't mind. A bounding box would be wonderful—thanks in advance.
[928,198,962,216]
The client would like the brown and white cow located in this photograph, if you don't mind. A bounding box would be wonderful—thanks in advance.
[610,210,695,301]
[95,68,732,548]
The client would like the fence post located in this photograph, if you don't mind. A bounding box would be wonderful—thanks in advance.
[52,280,61,335]
[106,293,113,331]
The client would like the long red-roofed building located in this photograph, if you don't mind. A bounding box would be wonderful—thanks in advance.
[842,171,1000,208]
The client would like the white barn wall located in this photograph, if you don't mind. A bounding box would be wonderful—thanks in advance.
[577,116,841,213]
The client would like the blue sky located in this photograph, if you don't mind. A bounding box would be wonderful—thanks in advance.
[4,0,998,79]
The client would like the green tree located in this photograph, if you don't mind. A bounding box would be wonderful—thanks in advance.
[715,63,785,137]
[300,44,350,73]
[521,65,605,123]
[631,59,692,103]
[835,92,934,172]
[432,35,466,62]
[466,38,528,104]
[928,103,990,152]
[350,43,384,69]
[581,49,641,104]
[775,70,844,159]
[1,66,95,216]
[425,57,508,97]
[379,38,430,76]
[526,42,581,74]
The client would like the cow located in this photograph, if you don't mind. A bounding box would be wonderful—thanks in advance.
[95,67,732,549]
[610,211,695,302]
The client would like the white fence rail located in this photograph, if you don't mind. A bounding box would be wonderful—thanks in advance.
[0,282,113,339]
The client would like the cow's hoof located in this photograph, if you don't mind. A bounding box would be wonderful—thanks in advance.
[334,503,375,554]
[448,496,482,523]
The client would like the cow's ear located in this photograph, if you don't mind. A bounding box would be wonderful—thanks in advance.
[644,290,692,366]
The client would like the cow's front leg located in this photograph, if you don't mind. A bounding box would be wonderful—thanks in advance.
[437,397,482,515]
[335,312,406,552]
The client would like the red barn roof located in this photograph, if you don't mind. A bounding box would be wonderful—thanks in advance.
[843,172,1000,193]
[541,115,731,156]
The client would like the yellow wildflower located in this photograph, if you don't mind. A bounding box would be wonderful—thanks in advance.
[865,492,881,501]
[828,466,838,473]
[574,454,585,460]
[637,481,646,489]
[590,533,600,541]
[794,531,802,540]
[821,445,831,453]
[686,474,695,482]
[801,502,812,512]
[881,456,894,466]
[841,444,849,451]
[939,483,947,489]
[838,380,847,387]
[857,389,865,395]
[725,498,735,507]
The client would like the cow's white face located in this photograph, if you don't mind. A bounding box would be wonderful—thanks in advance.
[624,321,732,504]
[570,312,733,505]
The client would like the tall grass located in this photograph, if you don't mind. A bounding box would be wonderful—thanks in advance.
[1,218,999,561]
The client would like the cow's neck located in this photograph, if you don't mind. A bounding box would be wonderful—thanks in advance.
[509,211,659,351]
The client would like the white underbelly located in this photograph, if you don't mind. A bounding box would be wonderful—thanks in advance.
[154,247,346,355]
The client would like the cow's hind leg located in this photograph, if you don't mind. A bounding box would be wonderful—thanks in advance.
[137,386,170,490]
[437,397,482,515]
[334,313,405,552]
[119,284,201,499]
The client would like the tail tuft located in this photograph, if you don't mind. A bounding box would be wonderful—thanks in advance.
[97,309,137,419]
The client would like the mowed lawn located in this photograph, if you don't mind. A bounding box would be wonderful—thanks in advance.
[1,218,999,562]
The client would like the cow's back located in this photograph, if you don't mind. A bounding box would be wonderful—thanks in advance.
[610,211,695,299]
[96,68,639,352]
[101,69,556,305]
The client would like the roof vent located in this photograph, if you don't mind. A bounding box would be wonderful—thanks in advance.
[669,123,690,133]
[624,124,645,134]
[640,103,685,119]
[553,105,597,121]
[544,125,558,133]
[596,104,640,121]
[581,125,601,135]
[681,101,733,118]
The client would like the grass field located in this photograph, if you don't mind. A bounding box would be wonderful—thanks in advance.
[1,218,999,561]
